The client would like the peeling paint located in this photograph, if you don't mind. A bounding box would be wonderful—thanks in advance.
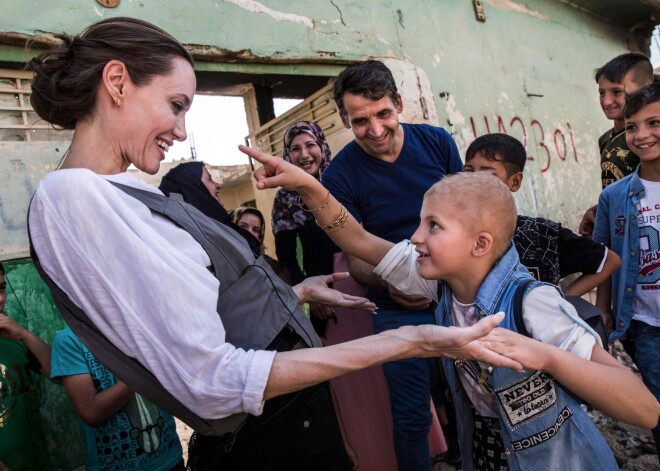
[485,0,549,20]
[376,35,391,45]
[444,94,467,128]
[224,0,315,28]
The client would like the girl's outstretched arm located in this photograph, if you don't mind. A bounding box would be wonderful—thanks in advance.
[240,145,393,266]
[484,328,659,429]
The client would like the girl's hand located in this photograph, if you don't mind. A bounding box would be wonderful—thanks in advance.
[239,145,315,192]
[399,313,525,370]
[479,325,552,371]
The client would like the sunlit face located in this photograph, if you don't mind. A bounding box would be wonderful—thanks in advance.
[0,272,6,312]
[289,133,323,176]
[119,56,196,174]
[410,198,475,282]
[237,213,263,242]
[464,151,522,192]
[625,101,660,165]
[340,93,404,160]
[201,166,222,202]
[598,72,641,123]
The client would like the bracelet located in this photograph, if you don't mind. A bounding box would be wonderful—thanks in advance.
[298,191,330,213]
[316,204,349,233]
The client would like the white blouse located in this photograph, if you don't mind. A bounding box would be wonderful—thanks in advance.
[29,168,275,419]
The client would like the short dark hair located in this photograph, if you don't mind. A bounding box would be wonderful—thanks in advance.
[333,60,398,116]
[0,261,4,276]
[623,82,660,119]
[465,133,527,175]
[594,52,653,86]
[27,17,193,130]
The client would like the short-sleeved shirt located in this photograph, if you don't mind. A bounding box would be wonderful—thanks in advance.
[557,224,608,277]
[51,327,182,471]
[599,127,640,189]
[0,337,50,470]
[322,123,463,310]
[514,216,607,285]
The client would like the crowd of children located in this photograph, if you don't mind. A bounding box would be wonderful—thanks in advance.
[2,44,660,471]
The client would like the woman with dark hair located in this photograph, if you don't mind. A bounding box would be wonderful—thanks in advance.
[26,17,517,471]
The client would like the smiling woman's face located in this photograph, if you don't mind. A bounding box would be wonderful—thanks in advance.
[118,56,196,175]
[201,166,222,203]
[288,133,323,176]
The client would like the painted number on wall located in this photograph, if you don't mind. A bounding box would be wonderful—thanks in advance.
[469,115,578,173]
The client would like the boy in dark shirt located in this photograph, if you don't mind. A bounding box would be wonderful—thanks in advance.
[463,133,621,296]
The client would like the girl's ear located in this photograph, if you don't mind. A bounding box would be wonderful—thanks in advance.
[473,231,494,257]
[101,60,128,106]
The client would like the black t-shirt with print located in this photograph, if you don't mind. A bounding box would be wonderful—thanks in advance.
[599,127,640,189]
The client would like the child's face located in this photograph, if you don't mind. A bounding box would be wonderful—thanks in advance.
[0,273,6,312]
[410,198,475,281]
[625,101,660,164]
[464,152,522,192]
[598,72,641,122]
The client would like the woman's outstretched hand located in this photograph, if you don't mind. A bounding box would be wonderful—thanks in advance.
[395,313,525,370]
[239,145,315,192]
[293,272,377,314]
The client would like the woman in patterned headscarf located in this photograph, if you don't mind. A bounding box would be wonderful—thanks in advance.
[271,121,338,332]
[271,122,401,470]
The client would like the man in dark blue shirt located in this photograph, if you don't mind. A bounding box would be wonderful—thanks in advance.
[322,60,463,471]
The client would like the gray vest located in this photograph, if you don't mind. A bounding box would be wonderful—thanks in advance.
[30,182,321,436]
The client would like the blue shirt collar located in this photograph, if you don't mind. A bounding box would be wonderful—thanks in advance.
[473,244,525,315]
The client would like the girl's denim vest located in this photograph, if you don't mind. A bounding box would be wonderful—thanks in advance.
[437,245,617,471]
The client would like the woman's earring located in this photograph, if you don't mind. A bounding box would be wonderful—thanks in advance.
[116,97,121,107]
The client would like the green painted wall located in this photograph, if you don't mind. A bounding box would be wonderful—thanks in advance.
[4,259,86,470]
[0,0,652,229]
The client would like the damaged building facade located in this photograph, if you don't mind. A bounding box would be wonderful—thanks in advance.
[0,0,658,468]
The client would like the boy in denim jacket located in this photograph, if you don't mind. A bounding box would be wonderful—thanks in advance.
[594,82,660,459]
[242,145,660,471]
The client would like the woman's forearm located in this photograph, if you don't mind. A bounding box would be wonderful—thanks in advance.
[264,315,522,399]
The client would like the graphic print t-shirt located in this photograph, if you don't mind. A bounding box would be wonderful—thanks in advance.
[599,128,640,189]
[51,327,182,471]
[632,179,660,327]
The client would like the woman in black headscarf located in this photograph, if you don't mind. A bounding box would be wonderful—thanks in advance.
[159,161,262,256]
